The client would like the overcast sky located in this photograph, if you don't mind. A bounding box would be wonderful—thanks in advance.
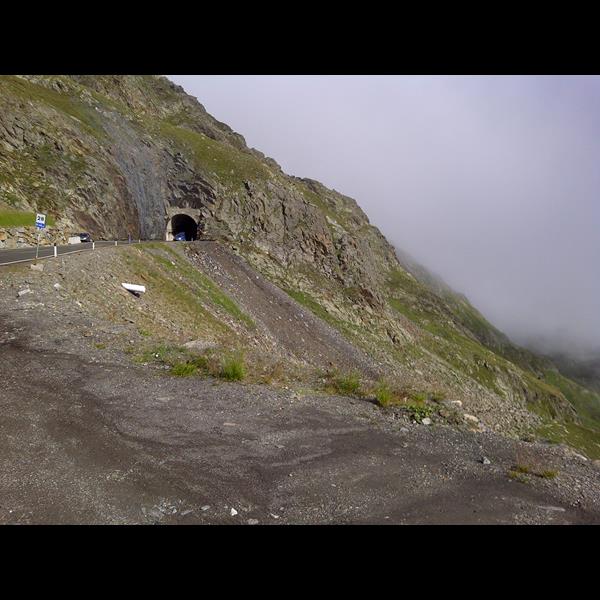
[168,75,600,357]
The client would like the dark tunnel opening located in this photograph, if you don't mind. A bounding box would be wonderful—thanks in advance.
[171,214,198,241]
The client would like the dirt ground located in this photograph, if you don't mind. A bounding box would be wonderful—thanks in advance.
[2,340,600,524]
[1,246,600,524]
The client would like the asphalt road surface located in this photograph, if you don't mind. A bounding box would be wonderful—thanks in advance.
[0,240,142,266]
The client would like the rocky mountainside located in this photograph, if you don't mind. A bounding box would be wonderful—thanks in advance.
[1,74,600,456]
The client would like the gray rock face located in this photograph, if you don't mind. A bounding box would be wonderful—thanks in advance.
[0,76,396,290]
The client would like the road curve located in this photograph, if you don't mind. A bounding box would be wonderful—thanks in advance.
[0,240,142,267]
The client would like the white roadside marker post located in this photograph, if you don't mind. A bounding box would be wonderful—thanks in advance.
[92,241,95,250]
[53,243,57,258]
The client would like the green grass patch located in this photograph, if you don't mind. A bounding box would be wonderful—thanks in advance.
[0,210,56,228]
[543,369,600,425]
[321,370,363,397]
[136,342,246,383]
[0,76,106,139]
[509,464,559,481]
[220,355,246,381]
[170,362,198,377]
[158,121,269,190]
[411,392,428,404]
[373,381,394,407]
[122,251,230,338]
[143,245,255,329]
[537,421,600,460]
[334,372,361,395]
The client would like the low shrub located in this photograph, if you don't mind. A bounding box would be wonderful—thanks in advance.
[406,403,434,423]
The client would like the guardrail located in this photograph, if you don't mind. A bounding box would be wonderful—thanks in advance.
[0,238,144,267]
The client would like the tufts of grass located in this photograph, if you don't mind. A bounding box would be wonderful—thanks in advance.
[136,343,246,382]
[507,470,529,483]
[510,449,560,481]
[220,355,246,381]
[323,370,362,396]
[336,372,361,395]
[411,391,428,404]
[170,362,198,377]
[373,381,394,407]
[507,466,558,482]
[370,381,443,414]
[513,464,531,474]
[94,343,106,350]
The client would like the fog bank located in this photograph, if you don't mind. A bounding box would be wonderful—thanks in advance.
[169,75,600,357]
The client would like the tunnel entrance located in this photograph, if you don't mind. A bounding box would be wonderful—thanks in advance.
[170,214,198,241]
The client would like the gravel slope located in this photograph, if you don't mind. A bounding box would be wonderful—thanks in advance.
[186,242,380,376]
[1,246,600,524]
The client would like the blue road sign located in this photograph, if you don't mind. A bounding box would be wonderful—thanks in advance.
[35,213,46,229]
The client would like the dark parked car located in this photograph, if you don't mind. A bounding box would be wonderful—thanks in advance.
[174,232,186,241]
[78,232,92,243]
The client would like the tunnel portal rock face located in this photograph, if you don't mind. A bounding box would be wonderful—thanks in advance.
[165,207,203,241]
